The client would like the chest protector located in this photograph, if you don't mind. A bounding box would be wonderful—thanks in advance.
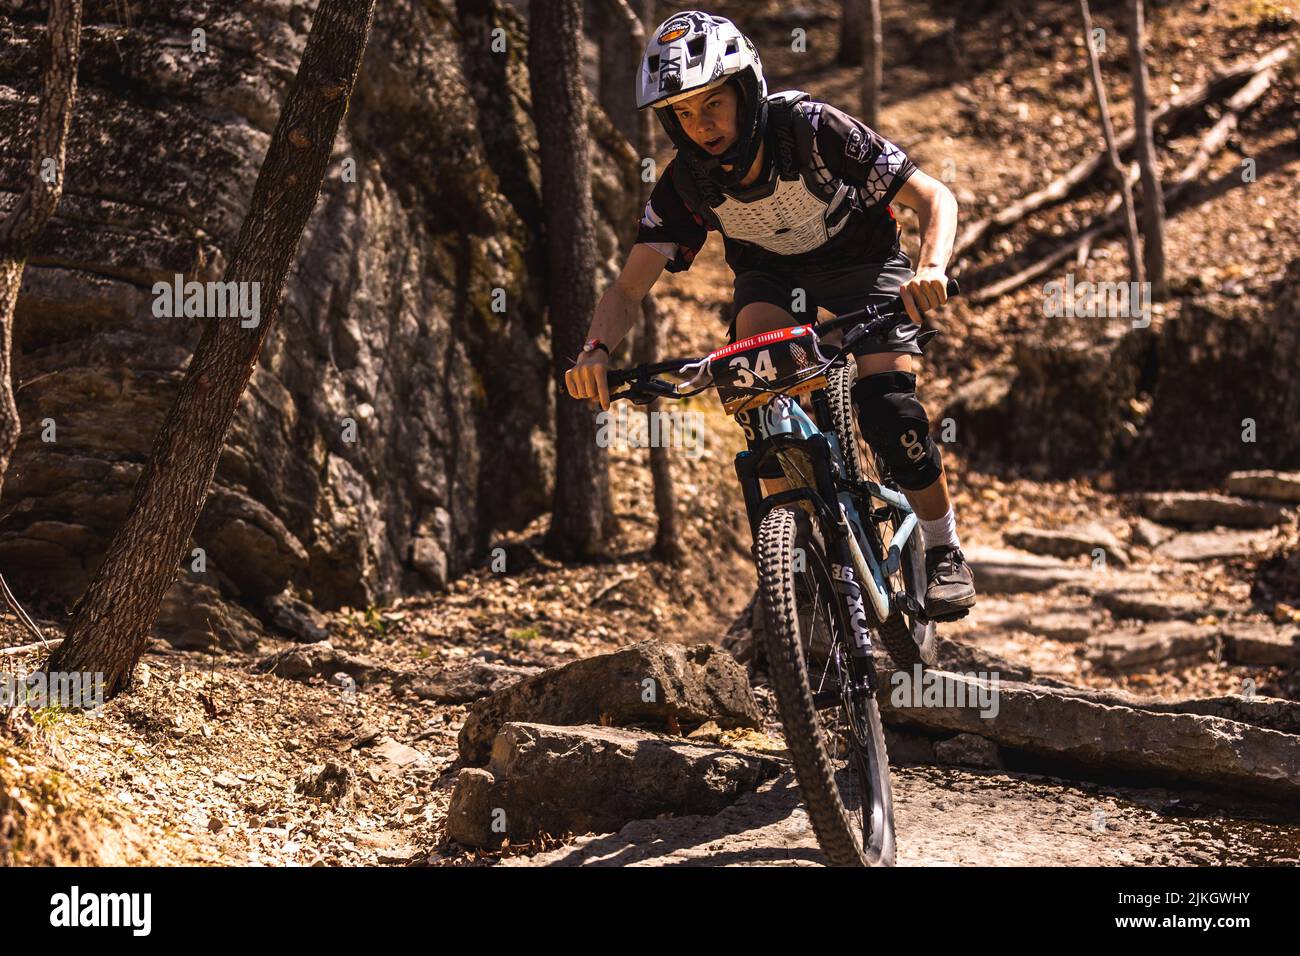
[672,90,854,257]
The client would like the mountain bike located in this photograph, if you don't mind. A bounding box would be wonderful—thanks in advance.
[606,279,959,866]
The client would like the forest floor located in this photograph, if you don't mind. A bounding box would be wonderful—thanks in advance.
[3,0,1299,866]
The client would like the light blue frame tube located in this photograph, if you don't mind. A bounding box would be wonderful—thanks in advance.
[760,395,918,606]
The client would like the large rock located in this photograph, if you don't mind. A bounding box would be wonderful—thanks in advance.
[154,579,262,651]
[446,723,780,848]
[879,673,1300,799]
[1225,470,1300,504]
[1154,528,1277,563]
[457,640,763,766]
[1252,531,1300,608]
[1084,622,1222,672]
[1137,492,1292,529]
[962,545,1096,594]
[407,661,541,704]
[940,269,1300,485]
[1004,683,1300,736]
[940,330,1146,480]
[1004,524,1129,567]
[1219,622,1300,667]
[257,640,395,687]
[1093,588,1221,623]
[2,1,638,613]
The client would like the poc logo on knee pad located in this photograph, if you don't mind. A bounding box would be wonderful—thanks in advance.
[900,429,926,462]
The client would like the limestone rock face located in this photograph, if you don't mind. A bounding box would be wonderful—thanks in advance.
[0,2,639,624]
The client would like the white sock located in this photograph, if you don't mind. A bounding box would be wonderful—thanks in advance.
[919,506,960,551]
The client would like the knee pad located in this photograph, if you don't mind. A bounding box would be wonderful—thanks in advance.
[851,370,942,491]
[734,407,786,479]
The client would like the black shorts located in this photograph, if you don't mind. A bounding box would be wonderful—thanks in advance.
[727,249,926,355]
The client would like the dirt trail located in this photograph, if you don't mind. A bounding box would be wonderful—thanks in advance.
[503,767,1299,867]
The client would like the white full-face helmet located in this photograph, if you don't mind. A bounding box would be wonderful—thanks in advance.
[636,10,767,185]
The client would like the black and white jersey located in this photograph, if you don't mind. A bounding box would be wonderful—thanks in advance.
[635,97,918,275]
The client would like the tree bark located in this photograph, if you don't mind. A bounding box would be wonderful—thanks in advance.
[0,0,82,501]
[1079,0,1143,283]
[595,0,646,146]
[594,0,678,563]
[46,0,378,696]
[636,294,683,564]
[837,0,864,66]
[534,0,608,559]
[1127,0,1168,299]
[860,0,882,129]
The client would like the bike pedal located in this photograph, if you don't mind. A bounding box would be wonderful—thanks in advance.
[926,606,971,623]
[893,591,931,624]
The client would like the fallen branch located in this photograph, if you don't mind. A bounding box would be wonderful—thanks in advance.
[953,39,1295,261]
[970,165,1138,304]
[970,57,1281,305]
[1,638,62,657]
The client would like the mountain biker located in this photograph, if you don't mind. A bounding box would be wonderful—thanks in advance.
[563,10,975,621]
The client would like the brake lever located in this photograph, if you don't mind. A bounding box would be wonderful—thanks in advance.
[612,378,678,406]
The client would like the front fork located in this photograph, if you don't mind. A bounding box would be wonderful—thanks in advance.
[736,431,880,697]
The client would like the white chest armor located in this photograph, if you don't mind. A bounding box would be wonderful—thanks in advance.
[711,174,851,256]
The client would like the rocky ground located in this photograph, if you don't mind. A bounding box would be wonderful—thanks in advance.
[3,0,1299,866]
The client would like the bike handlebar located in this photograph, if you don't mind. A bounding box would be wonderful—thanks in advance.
[606,278,960,395]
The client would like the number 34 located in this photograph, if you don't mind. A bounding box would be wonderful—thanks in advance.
[729,349,776,388]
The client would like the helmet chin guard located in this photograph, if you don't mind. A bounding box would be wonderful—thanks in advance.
[636,11,768,188]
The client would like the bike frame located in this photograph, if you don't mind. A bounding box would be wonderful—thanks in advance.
[732,381,921,659]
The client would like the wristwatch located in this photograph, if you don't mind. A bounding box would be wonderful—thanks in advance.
[582,338,610,358]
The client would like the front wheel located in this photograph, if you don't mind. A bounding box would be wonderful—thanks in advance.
[755,506,895,867]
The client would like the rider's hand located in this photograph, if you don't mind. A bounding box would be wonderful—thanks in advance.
[565,349,611,411]
[899,268,949,325]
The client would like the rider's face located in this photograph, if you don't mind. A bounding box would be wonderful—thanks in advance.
[671,83,738,155]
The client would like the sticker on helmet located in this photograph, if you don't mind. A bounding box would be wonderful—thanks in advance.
[658,25,688,43]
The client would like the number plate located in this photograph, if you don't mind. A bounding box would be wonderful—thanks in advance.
[704,325,829,415]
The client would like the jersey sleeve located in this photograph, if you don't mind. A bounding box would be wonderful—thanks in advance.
[799,101,917,210]
[634,160,709,273]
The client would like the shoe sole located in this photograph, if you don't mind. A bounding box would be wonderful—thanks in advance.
[925,594,976,623]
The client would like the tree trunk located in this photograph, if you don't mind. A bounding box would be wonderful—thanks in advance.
[0,0,82,500]
[1127,0,1168,299]
[636,294,683,564]
[595,0,645,146]
[838,0,864,66]
[1080,0,1143,284]
[594,0,677,561]
[860,0,882,129]
[534,0,608,560]
[46,0,378,697]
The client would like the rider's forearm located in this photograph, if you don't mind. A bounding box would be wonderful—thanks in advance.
[586,283,642,352]
[912,186,958,274]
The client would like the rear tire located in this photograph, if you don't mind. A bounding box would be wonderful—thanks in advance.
[755,506,895,867]
[826,360,935,669]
